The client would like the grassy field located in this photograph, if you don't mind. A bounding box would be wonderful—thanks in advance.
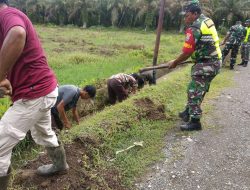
[0,26,184,117]
[36,25,184,86]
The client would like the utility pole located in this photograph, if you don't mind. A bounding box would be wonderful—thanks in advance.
[152,0,165,84]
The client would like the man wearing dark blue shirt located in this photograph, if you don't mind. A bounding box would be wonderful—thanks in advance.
[51,85,96,130]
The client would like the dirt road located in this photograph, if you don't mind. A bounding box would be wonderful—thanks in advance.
[137,65,250,190]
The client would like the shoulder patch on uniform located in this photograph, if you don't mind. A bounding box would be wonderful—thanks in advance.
[186,32,191,41]
[204,19,214,28]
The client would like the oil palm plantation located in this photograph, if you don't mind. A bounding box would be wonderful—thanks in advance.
[214,0,250,26]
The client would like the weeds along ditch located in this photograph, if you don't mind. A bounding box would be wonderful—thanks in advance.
[11,66,189,190]
[11,66,176,168]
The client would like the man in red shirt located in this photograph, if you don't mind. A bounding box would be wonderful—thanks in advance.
[0,1,68,189]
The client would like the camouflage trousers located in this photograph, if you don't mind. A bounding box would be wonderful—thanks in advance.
[222,43,240,66]
[186,61,221,119]
[241,42,250,63]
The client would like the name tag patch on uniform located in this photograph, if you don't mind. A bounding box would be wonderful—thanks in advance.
[204,19,214,28]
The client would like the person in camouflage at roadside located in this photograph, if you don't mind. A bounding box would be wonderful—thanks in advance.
[221,21,245,69]
[166,0,222,131]
[239,19,250,67]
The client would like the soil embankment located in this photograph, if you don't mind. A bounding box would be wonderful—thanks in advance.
[71,66,172,119]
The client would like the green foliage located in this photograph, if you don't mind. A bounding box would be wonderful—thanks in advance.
[9,0,250,30]
[12,133,42,168]
[0,98,11,118]
[33,26,182,86]
[213,0,250,26]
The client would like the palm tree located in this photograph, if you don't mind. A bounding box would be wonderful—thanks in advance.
[107,0,124,27]
[214,0,250,26]
[68,0,87,27]
[133,0,159,30]
[44,0,68,25]
[9,0,27,12]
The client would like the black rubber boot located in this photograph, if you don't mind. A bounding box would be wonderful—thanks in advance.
[178,107,190,122]
[243,61,248,67]
[0,168,11,190]
[180,118,202,131]
[230,64,234,70]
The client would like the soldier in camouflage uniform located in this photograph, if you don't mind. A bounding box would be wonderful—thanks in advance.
[240,19,250,67]
[167,0,222,131]
[221,21,245,69]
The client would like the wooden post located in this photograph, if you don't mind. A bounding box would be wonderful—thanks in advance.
[152,0,165,84]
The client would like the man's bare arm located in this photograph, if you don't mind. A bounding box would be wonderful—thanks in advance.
[57,100,71,129]
[0,26,26,81]
[72,107,80,125]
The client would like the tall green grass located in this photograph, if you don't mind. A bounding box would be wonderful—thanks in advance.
[1,26,184,117]
[35,25,183,86]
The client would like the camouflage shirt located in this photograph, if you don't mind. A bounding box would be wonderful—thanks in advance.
[109,73,137,88]
[227,24,245,45]
[183,14,221,62]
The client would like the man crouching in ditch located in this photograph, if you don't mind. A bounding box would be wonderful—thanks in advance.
[107,73,143,104]
[166,0,221,131]
[51,84,96,130]
[0,1,68,189]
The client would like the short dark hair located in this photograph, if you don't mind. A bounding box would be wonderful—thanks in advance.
[83,85,96,98]
[131,73,145,89]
